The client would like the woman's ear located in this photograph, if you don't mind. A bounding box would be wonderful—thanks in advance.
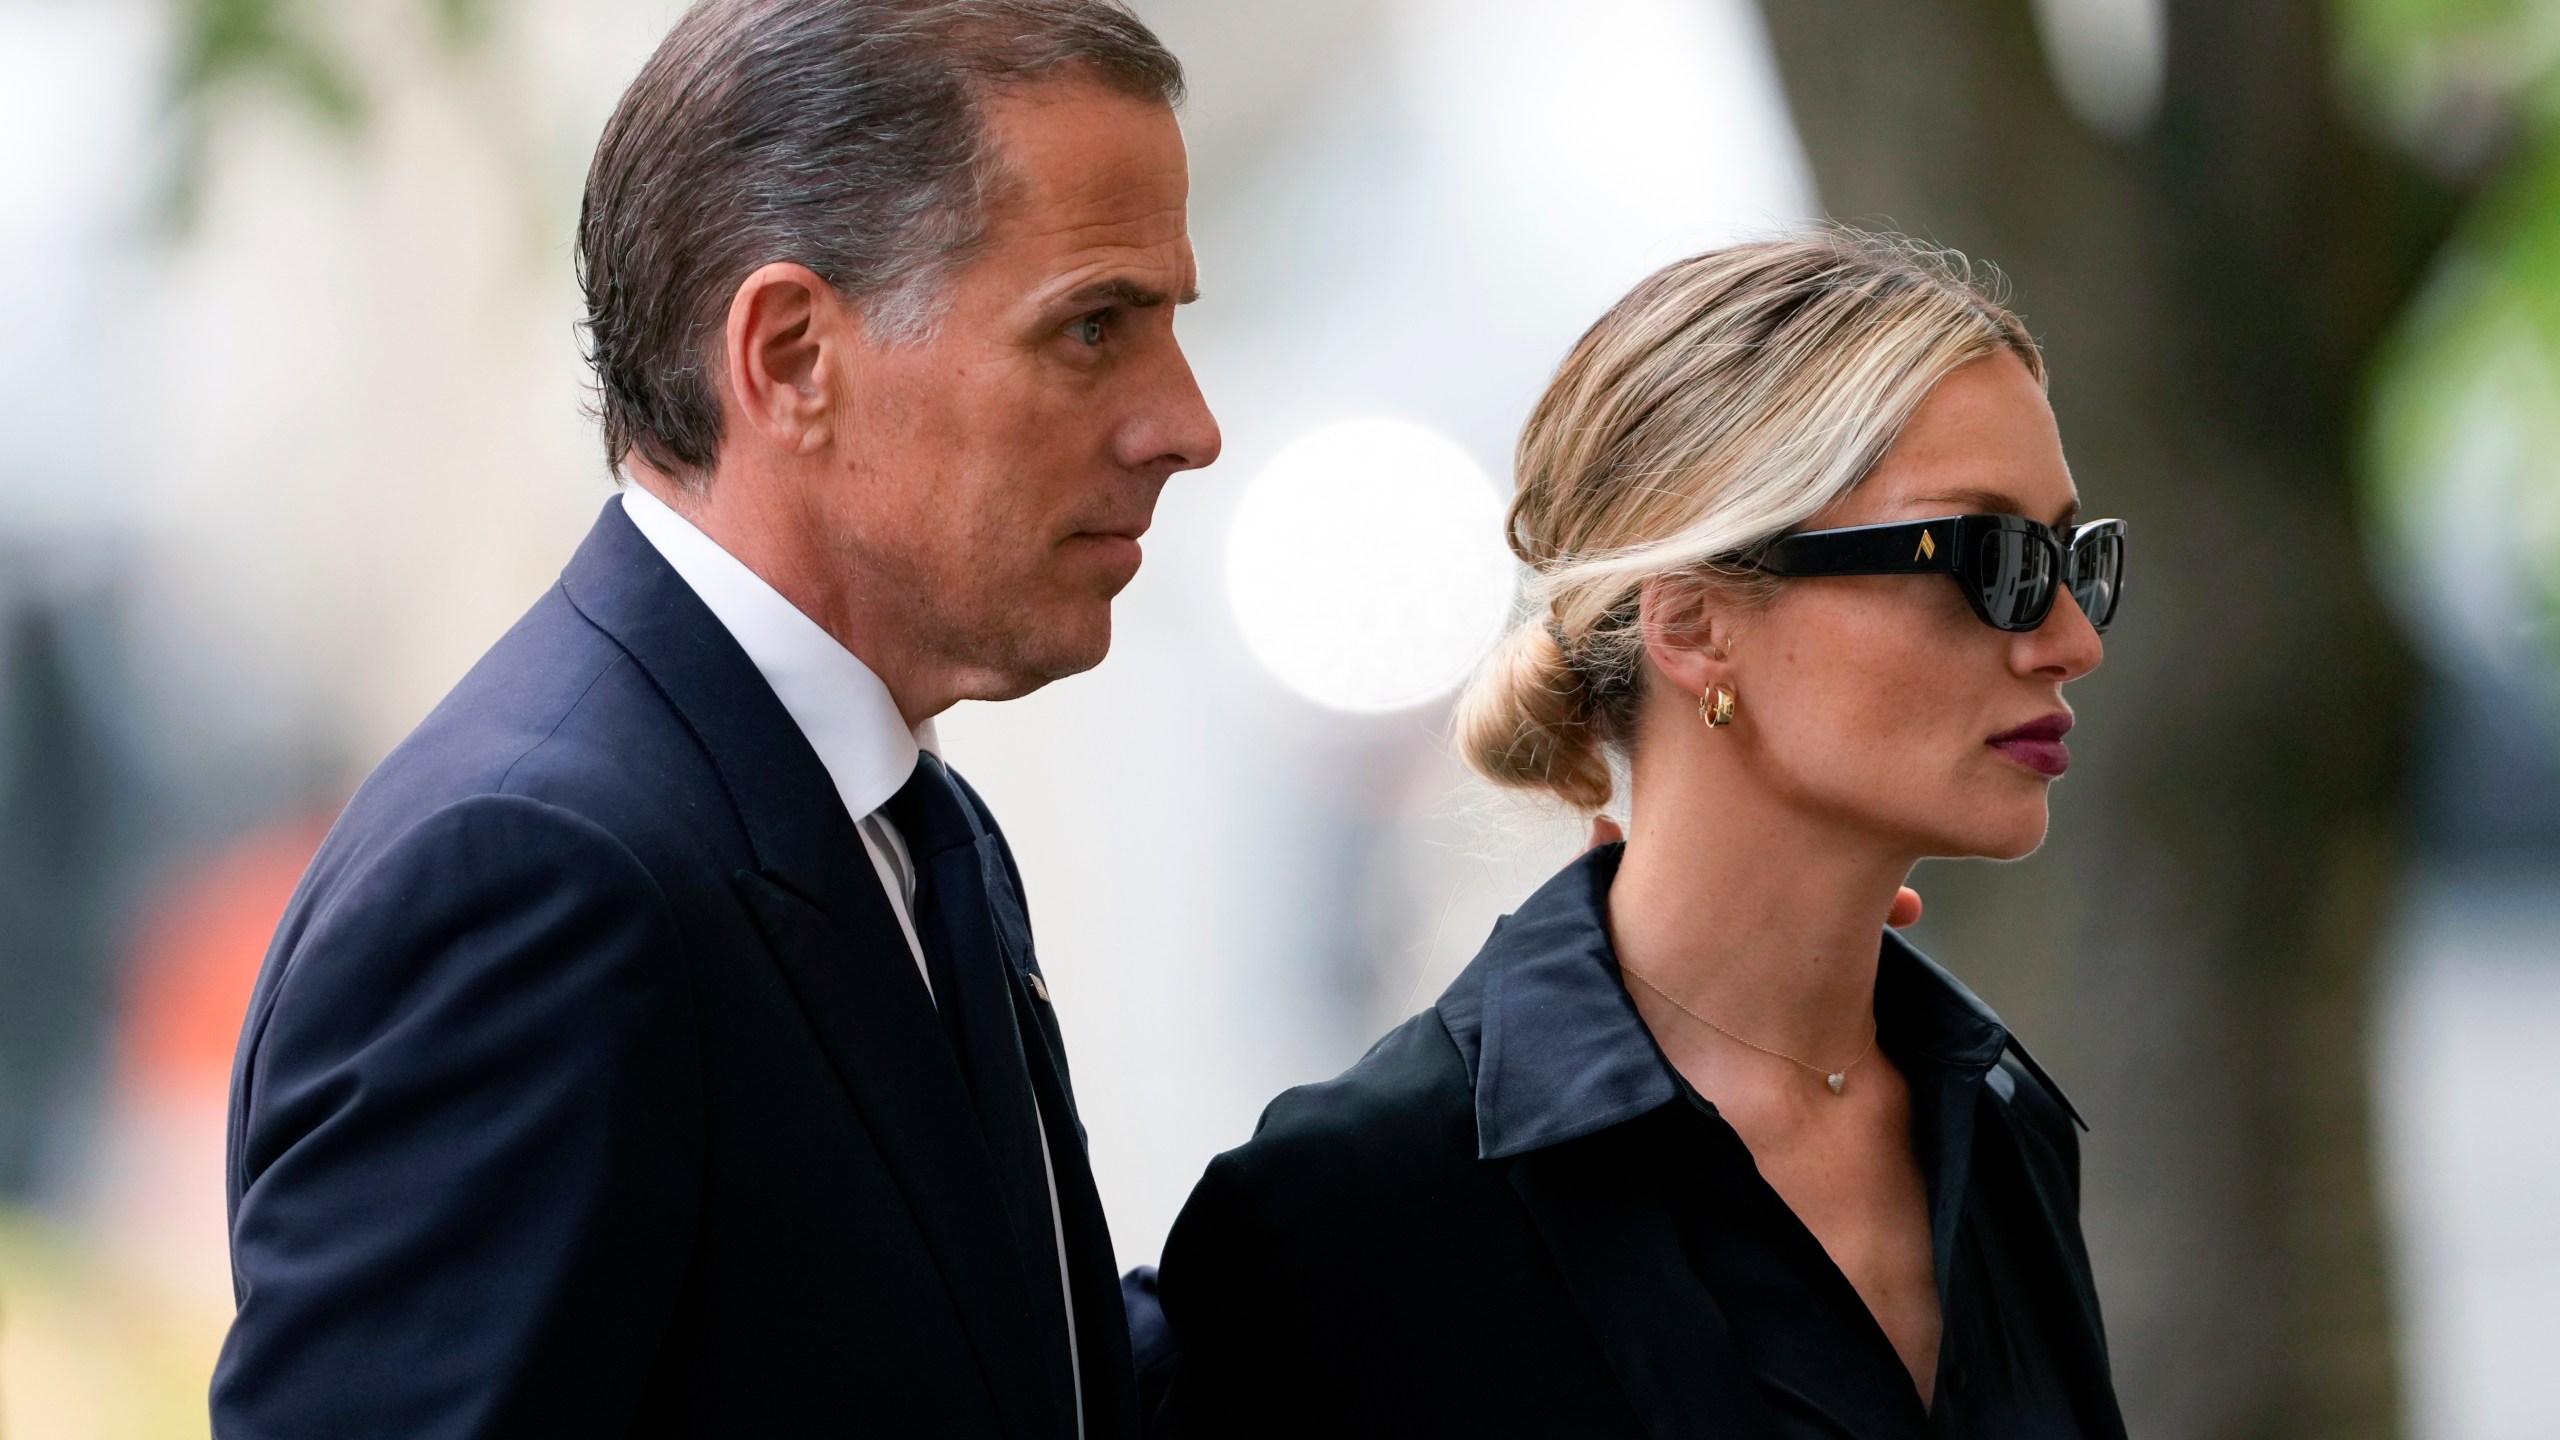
[1638,574,1730,699]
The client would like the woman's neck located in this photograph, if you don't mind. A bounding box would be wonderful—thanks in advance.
[1608,770,1914,1066]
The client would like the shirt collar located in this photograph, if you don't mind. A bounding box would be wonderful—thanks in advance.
[1437,844,2016,1161]
[618,485,934,824]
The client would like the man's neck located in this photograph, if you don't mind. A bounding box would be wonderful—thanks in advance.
[628,465,948,730]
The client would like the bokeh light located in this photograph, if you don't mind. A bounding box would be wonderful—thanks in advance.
[1224,418,1517,714]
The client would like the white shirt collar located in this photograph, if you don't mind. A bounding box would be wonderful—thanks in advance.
[618,484,936,825]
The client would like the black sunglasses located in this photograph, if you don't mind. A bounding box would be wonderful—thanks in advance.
[1747,514,2126,633]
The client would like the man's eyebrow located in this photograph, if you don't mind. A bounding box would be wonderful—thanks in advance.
[1912,487,2080,527]
[1060,277,1199,309]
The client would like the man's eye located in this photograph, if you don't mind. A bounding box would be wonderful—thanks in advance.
[1069,313,1109,346]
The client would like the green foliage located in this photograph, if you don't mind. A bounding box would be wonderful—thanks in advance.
[173,0,368,133]
[2337,0,2552,109]
[160,0,496,223]
[429,0,499,47]
[2350,0,2560,697]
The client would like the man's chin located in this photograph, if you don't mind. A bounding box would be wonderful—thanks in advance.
[965,610,1112,701]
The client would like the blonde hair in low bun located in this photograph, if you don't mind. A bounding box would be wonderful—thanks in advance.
[1455,229,2041,811]
[1463,620,1614,812]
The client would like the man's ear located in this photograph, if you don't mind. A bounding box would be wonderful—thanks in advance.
[721,262,852,457]
[1638,574,1731,699]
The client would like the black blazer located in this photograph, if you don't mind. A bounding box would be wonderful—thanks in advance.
[1152,846,2126,1440]
[215,498,1132,1439]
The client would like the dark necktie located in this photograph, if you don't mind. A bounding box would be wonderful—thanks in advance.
[881,755,1078,1418]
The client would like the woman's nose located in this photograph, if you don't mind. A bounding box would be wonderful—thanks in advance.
[2023,590,2105,680]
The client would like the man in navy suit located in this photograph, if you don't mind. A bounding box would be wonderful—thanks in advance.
[212,2,1218,1434]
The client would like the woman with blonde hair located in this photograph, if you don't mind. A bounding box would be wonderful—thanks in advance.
[1152,232,2129,1438]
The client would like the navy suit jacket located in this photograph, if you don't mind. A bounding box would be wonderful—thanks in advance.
[214,498,1134,1439]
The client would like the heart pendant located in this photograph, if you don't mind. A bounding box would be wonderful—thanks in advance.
[1826,1073,1847,1096]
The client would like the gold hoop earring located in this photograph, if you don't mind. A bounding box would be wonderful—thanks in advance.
[1700,684,1737,729]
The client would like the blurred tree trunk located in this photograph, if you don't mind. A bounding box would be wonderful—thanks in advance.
[1755,3,2452,1437]
[0,597,124,1198]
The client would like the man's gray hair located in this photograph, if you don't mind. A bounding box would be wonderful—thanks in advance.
[577,0,1185,484]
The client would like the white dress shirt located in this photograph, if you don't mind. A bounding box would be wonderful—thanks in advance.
[619,485,1083,1431]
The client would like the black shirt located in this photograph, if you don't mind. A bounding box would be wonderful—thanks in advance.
[1651,925,2102,1436]
[1155,844,2125,1440]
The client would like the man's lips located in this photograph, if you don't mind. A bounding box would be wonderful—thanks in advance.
[1987,711,2074,778]
[1065,529,1147,572]
[1068,514,1152,546]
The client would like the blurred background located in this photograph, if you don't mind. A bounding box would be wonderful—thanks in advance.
[1,0,2555,1434]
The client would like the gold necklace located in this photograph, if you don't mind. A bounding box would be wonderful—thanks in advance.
[1621,965,1878,1096]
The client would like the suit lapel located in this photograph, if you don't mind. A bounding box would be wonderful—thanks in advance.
[559,499,1063,1439]
[1015,964,1138,1440]
[949,774,1135,1439]
[907,832,1082,1433]
[1506,1131,1779,1440]
[737,875,1063,1438]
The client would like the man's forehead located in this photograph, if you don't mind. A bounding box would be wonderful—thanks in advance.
[983,82,1187,209]
[1003,195,1191,261]
[992,208,1195,302]
[990,189,1194,300]
[974,82,1192,287]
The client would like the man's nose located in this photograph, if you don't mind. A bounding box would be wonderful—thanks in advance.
[1118,339,1222,475]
